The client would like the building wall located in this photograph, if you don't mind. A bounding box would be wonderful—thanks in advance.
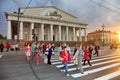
[88,30,119,45]
[5,6,87,42]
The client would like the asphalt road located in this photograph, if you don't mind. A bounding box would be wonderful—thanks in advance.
[0,47,119,80]
[0,50,75,80]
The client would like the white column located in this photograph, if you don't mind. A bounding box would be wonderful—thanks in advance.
[63,28,65,41]
[55,27,58,41]
[41,23,44,41]
[7,20,12,39]
[19,21,23,40]
[73,27,75,41]
[47,27,50,41]
[84,29,87,41]
[30,22,34,40]
[69,28,72,41]
[50,24,53,41]
[75,30,77,41]
[79,28,82,41]
[58,25,61,41]
[66,26,68,41]
[38,24,41,41]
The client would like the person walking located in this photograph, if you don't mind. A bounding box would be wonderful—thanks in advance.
[0,42,4,52]
[24,42,31,63]
[58,42,63,56]
[34,42,40,65]
[89,44,93,60]
[31,42,36,59]
[73,44,78,56]
[43,42,47,54]
[83,46,92,66]
[73,44,84,74]
[66,44,71,56]
[93,45,100,56]
[15,43,19,52]
[59,46,71,76]
[5,42,11,52]
[46,43,54,65]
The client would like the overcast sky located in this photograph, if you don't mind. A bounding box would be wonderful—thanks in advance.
[1,0,120,36]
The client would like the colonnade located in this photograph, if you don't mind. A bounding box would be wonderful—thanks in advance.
[7,20,87,41]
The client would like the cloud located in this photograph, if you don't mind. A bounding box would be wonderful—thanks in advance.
[1,0,120,36]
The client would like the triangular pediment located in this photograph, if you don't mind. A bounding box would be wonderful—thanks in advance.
[20,6,77,22]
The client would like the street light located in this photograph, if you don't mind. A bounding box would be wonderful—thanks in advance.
[101,24,105,46]
[14,8,23,43]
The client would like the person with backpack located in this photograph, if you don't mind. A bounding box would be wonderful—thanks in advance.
[73,44,84,74]
[59,45,71,76]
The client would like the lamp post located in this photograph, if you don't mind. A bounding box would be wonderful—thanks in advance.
[101,24,105,46]
[17,8,20,43]
[14,8,23,43]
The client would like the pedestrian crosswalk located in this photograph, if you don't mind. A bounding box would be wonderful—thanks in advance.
[51,53,120,80]
[0,55,3,58]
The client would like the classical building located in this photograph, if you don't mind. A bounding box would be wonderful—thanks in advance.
[88,30,119,45]
[5,6,88,42]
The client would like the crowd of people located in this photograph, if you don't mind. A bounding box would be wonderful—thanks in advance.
[58,42,100,76]
[0,42,19,52]
[22,41,101,76]
[24,42,55,65]
[0,41,100,77]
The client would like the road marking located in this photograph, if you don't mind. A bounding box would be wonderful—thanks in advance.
[0,55,3,58]
[51,59,59,62]
[94,71,120,80]
[52,61,62,64]
[71,63,120,78]
[68,59,120,72]
[56,55,120,68]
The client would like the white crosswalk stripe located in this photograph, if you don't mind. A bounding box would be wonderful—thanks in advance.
[71,63,120,78]
[55,55,120,68]
[0,55,3,58]
[51,54,118,65]
[51,53,120,79]
[68,58,120,72]
[94,71,120,80]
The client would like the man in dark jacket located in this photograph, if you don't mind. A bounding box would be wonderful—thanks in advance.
[0,42,4,52]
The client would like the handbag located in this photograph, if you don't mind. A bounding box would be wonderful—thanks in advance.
[59,56,63,61]
[44,56,48,64]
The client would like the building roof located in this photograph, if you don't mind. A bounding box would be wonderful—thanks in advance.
[5,6,88,26]
[88,30,118,34]
[20,6,77,18]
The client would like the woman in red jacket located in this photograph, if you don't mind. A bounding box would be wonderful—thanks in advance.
[6,42,11,52]
[83,46,92,66]
[59,46,71,76]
